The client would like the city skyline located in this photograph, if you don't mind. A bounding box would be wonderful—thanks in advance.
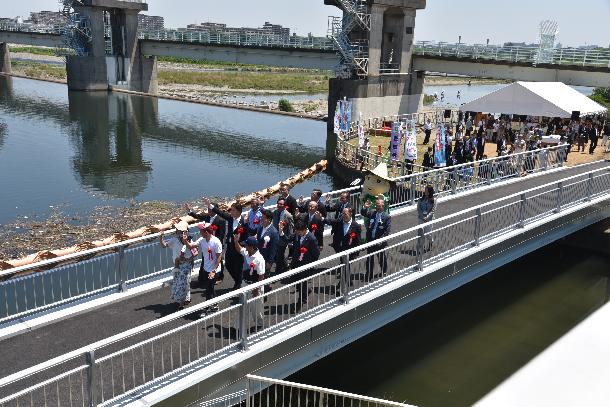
[3,0,610,46]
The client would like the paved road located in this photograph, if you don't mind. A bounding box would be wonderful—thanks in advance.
[0,161,608,403]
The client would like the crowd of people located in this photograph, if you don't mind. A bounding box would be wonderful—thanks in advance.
[158,184,435,315]
[413,113,609,171]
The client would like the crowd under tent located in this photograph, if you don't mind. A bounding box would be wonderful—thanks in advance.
[459,81,607,119]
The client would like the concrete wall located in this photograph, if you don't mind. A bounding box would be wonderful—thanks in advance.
[0,30,63,47]
[413,55,610,88]
[140,40,338,71]
[0,43,11,74]
[66,56,109,91]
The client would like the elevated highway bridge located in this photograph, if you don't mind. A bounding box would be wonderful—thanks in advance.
[1,27,610,87]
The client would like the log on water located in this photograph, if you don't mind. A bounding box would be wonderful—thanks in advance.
[0,160,328,277]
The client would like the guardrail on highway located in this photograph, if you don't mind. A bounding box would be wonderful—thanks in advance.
[1,163,607,407]
[415,41,610,68]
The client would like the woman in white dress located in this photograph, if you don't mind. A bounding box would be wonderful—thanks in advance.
[160,221,197,310]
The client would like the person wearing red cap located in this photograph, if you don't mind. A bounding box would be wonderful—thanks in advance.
[187,224,222,311]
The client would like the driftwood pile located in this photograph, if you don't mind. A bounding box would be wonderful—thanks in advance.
[0,160,327,276]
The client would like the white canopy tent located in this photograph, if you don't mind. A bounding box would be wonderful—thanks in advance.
[459,81,607,118]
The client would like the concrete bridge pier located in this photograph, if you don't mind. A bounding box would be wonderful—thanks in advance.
[325,0,426,162]
[0,43,11,74]
[66,0,158,94]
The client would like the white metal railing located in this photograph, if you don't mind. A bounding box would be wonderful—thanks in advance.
[0,141,566,322]
[415,41,610,68]
[1,163,608,407]
[242,375,415,407]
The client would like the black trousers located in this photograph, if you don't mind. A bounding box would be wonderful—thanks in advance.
[225,250,243,290]
[202,270,216,301]
[275,242,289,276]
[366,243,388,279]
[423,129,431,144]
[589,139,598,154]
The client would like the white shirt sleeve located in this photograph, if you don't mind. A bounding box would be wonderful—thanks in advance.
[214,239,222,254]
[240,247,248,257]
[256,256,265,276]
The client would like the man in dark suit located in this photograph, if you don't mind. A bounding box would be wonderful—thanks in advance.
[273,197,294,275]
[324,192,352,221]
[279,183,298,216]
[256,209,279,276]
[361,198,392,280]
[185,201,227,285]
[289,219,320,307]
[203,198,246,290]
[297,188,327,219]
[301,200,324,250]
[323,207,361,258]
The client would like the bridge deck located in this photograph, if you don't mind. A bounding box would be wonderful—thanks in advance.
[0,161,608,400]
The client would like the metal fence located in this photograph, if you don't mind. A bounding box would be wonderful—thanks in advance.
[241,375,414,407]
[0,144,566,323]
[1,164,608,407]
[415,41,610,68]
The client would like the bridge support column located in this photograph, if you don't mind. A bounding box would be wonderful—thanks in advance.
[66,0,157,94]
[326,72,424,161]
[0,43,11,74]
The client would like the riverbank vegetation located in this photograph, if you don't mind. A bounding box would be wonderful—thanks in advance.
[11,61,66,81]
[590,88,610,108]
[158,70,329,93]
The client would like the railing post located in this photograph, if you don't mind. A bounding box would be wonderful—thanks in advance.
[245,376,252,407]
[558,146,565,167]
[555,182,563,213]
[473,208,482,246]
[518,193,527,228]
[117,246,127,293]
[416,228,425,271]
[86,350,97,407]
[541,150,548,171]
[409,175,417,205]
[451,170,457,195]
[586,173,594,202]
[238,292,249,351]
[341,254,351,304]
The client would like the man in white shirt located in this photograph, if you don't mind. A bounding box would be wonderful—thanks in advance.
[195,224,222,301]
[234,236,265,327]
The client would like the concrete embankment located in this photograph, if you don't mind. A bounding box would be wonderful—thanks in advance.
[560,218,610,256]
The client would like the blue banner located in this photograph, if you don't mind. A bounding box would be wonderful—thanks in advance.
[434,124,446,167]
[389,122,402,161]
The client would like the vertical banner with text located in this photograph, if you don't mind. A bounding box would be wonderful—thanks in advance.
[389,122,403,161]
[434,124,447,167]
[403,119,418,162]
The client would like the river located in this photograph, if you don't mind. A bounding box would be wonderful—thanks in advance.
[290,241,610,406]
[0,76,338,226]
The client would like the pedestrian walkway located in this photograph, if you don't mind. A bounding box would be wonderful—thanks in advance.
[0,161,608,382]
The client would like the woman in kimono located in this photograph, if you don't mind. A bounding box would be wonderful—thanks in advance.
[160,220,197,310]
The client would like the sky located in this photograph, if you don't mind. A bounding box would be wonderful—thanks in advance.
[5,0,610,47]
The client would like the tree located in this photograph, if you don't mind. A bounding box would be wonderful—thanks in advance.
[278,99,294,112]
[590,88,610,108]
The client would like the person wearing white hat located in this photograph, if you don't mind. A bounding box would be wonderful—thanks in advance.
[160,220,197,310]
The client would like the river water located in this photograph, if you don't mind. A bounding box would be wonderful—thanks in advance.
[290,241,610,406]
[0,76,338,225]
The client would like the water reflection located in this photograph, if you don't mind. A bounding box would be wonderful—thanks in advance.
[0,77,335,224]
[68,92,154,199]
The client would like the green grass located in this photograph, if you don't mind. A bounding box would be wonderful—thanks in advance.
[157,56,329,74]
[158,70,329,92]
[12,61,66,80]
[9,46,58,56]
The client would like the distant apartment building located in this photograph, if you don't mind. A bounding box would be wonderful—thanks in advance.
[27,10,65,27]
[184,20,291,41]
[138,14,165,31]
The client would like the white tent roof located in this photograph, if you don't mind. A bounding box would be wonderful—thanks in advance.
[459,81,607,118]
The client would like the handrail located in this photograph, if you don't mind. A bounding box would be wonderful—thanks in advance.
[1,161,607,391]
[246,375,415,407]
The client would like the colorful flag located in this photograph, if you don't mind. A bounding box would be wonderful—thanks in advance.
[389,122,403,161]
[434,124,446,167]
[403,119,417,162]
[358,120,365,148]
